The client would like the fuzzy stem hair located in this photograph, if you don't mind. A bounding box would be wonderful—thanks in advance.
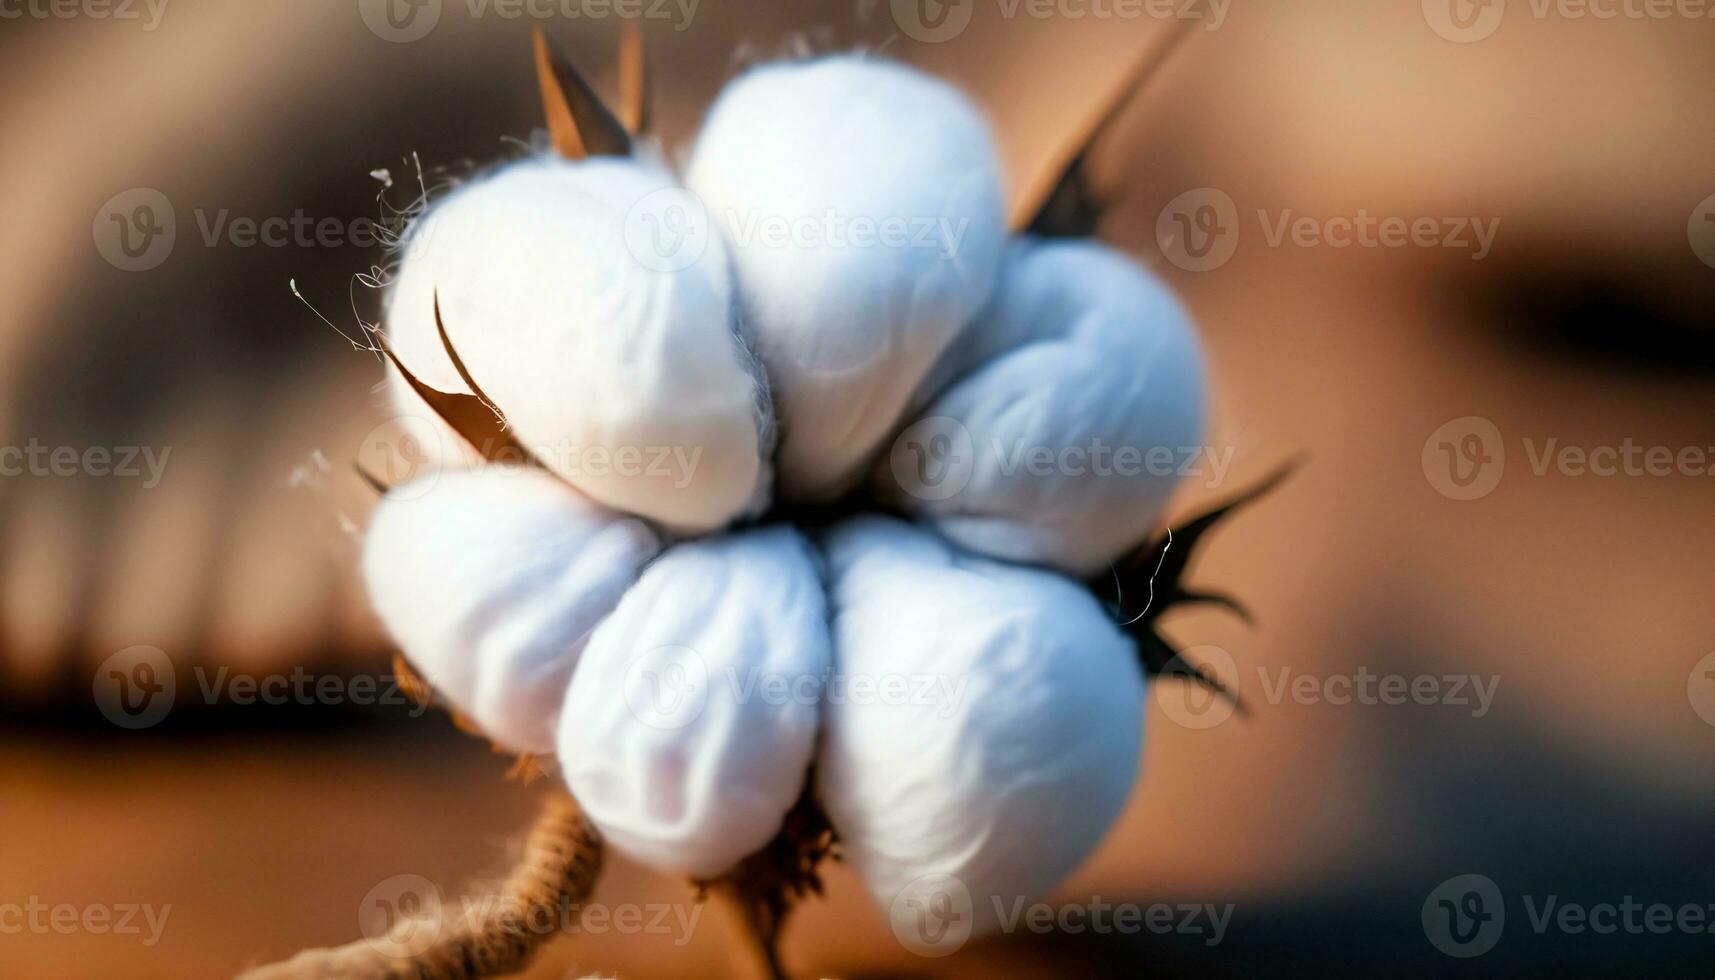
[239,795,602,980]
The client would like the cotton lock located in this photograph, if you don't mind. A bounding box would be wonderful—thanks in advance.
[386,154,774,532]
[881,238,1206,575]
[686,55,1007,503]
[362,466,663,754]
[816,516,1144,941]
[557,526,830,879]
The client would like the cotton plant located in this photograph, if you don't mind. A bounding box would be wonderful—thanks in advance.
[248,26,1288,980]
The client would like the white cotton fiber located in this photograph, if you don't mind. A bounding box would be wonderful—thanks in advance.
[816,516,1143,944]
[878,238,1206,575]
[686,55,1007,503]
[557,525,830,879]
[386,154,773,533]
[362,466,661,754]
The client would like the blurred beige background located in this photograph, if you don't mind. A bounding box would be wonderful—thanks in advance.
[2,0,1713,975]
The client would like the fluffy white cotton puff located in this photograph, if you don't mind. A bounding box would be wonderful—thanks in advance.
[558,525,829,879]
[686,55,1007,503]
[878,238,1206,576]
[816,516,1143,944]
[386,154,773,532]
[362,466,661,754]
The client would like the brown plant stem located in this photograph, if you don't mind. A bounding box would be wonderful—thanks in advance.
[709,879,789,980]
[239,794,602,980]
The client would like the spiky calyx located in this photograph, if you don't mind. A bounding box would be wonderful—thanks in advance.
[1088,460,1300,714]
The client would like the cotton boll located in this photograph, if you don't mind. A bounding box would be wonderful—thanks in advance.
[558,525,830,879]
[386,154,773,532]
[686,55,1007,503]
[879,238,1206,575]
[817,516,1143,945]
[362,466,661,754]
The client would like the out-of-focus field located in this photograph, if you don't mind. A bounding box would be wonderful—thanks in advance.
[2,1,1713,976]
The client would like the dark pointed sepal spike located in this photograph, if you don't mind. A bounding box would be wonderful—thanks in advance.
[619,21,651,135]
[1024,158,1105,239]
[534,27,633,159]
[1091,457,1301,628]
[1177,590,1256,627]
[375,313,534,467]
[1014,18,1198,236]
[1138,630,1248,717]
[1121,456,1303,586]
[433,291,504,420]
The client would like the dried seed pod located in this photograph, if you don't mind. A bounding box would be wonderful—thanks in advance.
[386,155,774,532]
[880,238,1206,575]
[558,526,830,879]
[816,516,1143,943]
[362,466,661,754]
[686,55,1007,503]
